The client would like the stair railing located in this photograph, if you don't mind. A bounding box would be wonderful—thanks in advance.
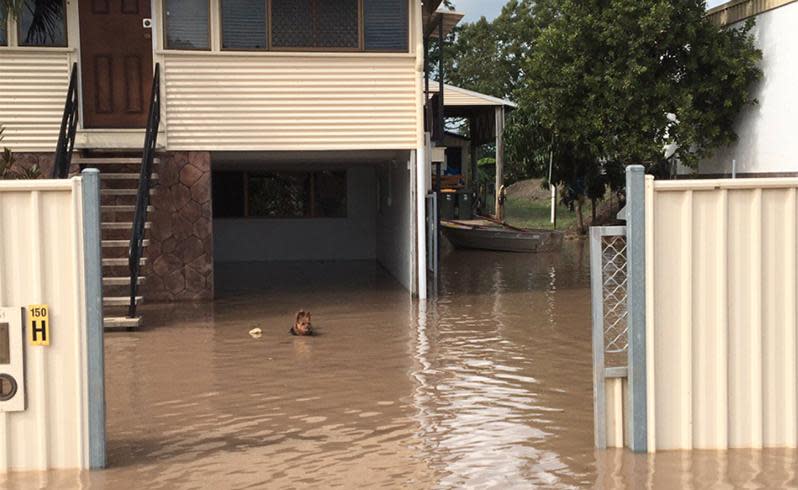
[52,62,79,179]
[128,63,161,319]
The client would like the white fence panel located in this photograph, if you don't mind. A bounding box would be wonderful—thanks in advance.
[0,172,105,471]
[649,178,798,450]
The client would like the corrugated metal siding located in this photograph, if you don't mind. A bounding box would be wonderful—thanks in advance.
[0,51,71,152]
[648,178,798,450]
[162,53,419,151]
[707,0,798,25]
[0,178,90,470]
[428,84,510,107]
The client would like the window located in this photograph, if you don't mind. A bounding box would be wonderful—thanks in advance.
[213,170,347,219]
[222,0,267,49]
[165,0,210,50]
[1,5,7,46]
[18,0,67,47]
[364,0,408,51]
[271,0,359,50]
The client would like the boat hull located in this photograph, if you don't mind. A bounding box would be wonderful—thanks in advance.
[441,221,564,253]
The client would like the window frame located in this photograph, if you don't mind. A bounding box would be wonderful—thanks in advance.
[213,169,348,220]
[15,0,69,48]
[267,0,363,53]
[170,0,410,53]
[219,0,268,51]
[0,5,8,46]
[163,0,212,51]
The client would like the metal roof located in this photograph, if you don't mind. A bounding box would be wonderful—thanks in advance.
[429,83,518,109]
[425,10,465,38]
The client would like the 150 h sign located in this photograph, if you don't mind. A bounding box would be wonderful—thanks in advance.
[28,304,49,347]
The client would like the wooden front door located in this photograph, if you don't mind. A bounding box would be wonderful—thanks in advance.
[79,0,153,128]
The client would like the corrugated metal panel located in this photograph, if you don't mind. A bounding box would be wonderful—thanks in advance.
[0,51,71,152]
[649,177,798,450]
[707,0,798,25]
[162,53,419,151]
[428,83,516,108]
[0,178,90,470]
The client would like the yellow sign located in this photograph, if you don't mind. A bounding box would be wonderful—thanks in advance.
[28,304,50,346]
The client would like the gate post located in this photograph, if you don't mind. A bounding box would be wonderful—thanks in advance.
[626,165,648,453]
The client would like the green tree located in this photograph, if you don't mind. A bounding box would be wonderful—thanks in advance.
[523,0,763,172]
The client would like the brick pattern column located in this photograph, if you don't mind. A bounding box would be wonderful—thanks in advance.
[145,151,214,301]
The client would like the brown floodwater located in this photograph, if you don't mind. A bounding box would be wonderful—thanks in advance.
[3,241,798,489]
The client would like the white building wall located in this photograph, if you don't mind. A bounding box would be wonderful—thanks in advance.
[700,2,798,175]
[376,155,413,290]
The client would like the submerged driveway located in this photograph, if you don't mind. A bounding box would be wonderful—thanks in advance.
[4,242,793,488]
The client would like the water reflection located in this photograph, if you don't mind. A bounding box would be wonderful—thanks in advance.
[1,242,797,488]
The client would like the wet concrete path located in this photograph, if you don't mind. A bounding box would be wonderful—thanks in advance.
[4,241,798,488]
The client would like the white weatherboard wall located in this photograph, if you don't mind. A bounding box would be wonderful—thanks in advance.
[162,53,419,151]
[700,2,798,174]
[0,175,104,470]
[376,157,413,291]
[0,51,72,152]
[214,167,378,262]
[647,177,798,450]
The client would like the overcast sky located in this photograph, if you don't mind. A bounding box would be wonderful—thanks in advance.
[457,0,729,23]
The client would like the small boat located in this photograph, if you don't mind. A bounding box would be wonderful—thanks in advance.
[441,219,563,253]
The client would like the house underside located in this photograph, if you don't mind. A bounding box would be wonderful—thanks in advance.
[0,0,515,328]
[210,150,415,294]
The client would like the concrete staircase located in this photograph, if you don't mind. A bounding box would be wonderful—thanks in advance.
[73,154,159,330]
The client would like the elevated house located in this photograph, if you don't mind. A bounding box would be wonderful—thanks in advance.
[0,0,514,328]
[700,0,798,176]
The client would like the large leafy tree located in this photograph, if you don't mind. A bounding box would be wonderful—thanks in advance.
[445,0,761,231]
[523,0,763,173]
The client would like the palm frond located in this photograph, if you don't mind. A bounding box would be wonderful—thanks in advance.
[22,0,65,45]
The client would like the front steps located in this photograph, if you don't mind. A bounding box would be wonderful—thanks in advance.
[73,154,160,330]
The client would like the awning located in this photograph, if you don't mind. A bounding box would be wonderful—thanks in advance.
[428,83,517,109]
[424,10,465,38]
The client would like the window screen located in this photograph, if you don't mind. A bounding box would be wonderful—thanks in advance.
[313,171,347,217]
[0,6,7,46]
[212,170,347,218]
[222,0,267,49]
[364,0,408,51]
[18,0,67,47]
[271,0,358,49]
[248,173,310,218]
[212,172,246,218]
[165,0,210,49]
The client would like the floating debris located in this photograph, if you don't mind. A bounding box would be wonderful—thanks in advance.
[249,327,263,338]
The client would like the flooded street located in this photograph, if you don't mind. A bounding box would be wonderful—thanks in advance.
[4,241,798,489]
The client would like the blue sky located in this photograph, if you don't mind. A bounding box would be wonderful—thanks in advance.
[457,0,728,23]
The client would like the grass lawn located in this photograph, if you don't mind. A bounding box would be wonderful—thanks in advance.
[504,197,579,231]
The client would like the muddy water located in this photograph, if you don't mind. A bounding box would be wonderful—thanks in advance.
[3,241,798,489]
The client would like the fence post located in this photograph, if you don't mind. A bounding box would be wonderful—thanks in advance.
[590,227,607,449]
[81,169,106,469]
[626,165,647,453]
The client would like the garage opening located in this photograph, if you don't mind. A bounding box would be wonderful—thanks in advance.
[210,151,415,296]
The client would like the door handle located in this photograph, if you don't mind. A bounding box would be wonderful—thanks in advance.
[143,18,153,29]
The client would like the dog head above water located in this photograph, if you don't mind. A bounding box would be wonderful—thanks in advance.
[291,310,314,336]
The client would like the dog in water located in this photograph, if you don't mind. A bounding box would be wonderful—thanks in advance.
[291,310,314,336]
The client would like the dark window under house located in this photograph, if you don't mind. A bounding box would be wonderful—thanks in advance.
[212,170,348,219]
[165,0,408,51]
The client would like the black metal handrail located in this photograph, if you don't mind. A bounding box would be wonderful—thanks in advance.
[128,63,161,319]
[52,62,79,179]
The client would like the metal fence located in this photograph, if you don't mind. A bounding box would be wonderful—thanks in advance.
[590,226,629,449]
[590,166,648,452]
